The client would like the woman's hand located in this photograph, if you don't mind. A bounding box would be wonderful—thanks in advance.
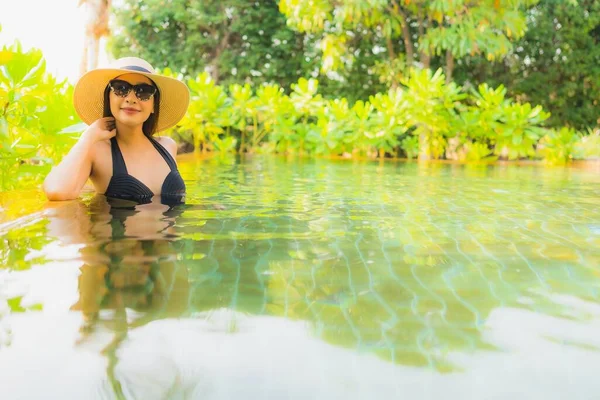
[82,117,117,143]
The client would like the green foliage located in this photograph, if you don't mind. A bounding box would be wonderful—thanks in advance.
[459,83,550,160]
[279,0,537,85]
[0,219,50,270]
[176,71,230,153]
[0,39,80,191]
[110,0,600,134]
[513,0,600,130]
[420,0,534,61]
[463,83,510,141]
[574,129,600,159]
[400,136,419,159]
[537,127,582,165]
[108,0,385,103]
[368,90,409,157]
[167,67,571,162]
[455,0,600,130]
[229,82,258,152]
[401,68,465,159]
[313,98,354,155]
[111,0,314,91]
[255,83,297,153]
[5,0,600,195]
[464,141,497,162]
[494,102,550,160]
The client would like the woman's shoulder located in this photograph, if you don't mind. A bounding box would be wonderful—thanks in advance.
[154,136,177,157]
[92,138,112,156]
[90,138,112,162]
[87,138,111,156]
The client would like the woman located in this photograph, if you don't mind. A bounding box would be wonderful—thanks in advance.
[43,57,189,204]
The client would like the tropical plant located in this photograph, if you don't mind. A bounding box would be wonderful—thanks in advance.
[366,90,409,158]
[574,129,600,159]
[287,78,323,155]
[401,68,466,160]
[0,37,81,191]
[255,83,297,152]
[494,102,550,160]
[228,83,258,153]
[311,98,351,156]
[537,127,583,165]
[111,0,600,132]
[178,71,231,153]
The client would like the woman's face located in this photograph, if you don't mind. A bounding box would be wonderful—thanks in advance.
[109,73,155,127]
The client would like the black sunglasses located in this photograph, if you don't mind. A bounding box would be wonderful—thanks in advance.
[109,79,157,101]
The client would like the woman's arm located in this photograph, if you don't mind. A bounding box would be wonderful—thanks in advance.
[43,117,116,201]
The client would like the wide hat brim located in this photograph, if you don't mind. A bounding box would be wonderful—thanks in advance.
[73,66,190,133]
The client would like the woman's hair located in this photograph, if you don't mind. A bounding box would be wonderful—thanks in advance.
[103,79,161,136]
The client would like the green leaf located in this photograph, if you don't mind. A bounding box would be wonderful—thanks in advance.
[512,134,523,146]
[7,296,26,312]
[57,122,87,135]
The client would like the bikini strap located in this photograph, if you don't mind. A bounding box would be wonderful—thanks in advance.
[110,137,128,174]
[148,136,177,171]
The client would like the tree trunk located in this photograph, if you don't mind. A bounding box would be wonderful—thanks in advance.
[79,0,111,76]
[239,125,246,155]
[90,37,100,70]
[417,12,430,68]
[80,36,89,77]
[385,37,399,89]
[399,15,414,66]
[389,1,414,67]
[208,14,234,83]
[445,49,454,83]
[418,131,430,161]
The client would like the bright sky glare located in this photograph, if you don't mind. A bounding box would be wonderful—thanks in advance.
[0,0,110,83]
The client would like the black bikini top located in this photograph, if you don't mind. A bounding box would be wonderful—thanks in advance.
[104,136,186,204]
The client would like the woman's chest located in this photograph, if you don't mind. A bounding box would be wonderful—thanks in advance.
[92,144,172,195]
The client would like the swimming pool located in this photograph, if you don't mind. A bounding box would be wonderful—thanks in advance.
[1,156,599,399]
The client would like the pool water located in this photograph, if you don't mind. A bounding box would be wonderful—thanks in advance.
[1,156,599,399]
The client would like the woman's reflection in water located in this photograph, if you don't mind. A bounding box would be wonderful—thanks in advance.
[44,195,406,399]
[49,194,190,397]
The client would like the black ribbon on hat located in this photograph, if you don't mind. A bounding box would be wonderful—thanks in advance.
[121,65,152,73]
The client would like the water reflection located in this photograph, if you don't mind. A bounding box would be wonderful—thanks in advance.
[43,195,188,396]
[1,158,600,399]
[70,196,189,325]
